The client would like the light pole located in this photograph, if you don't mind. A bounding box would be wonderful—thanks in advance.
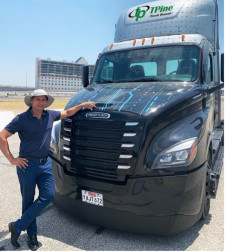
[26,72,27,88]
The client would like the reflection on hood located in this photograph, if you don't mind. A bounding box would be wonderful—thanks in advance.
[66,82,199,116]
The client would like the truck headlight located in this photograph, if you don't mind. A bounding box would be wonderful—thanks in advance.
[152,137,197,169]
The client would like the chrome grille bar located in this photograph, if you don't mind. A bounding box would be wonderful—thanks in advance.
[63,146,71,151]
[64,118,72,123]
[123,133,136,137]
[63,137,71,142]
[64,127,71,132]
[119,155,132,159]
[121,144,134,148]
[125,122,139,126]
[117,165,131,169]
[63,155,71,161]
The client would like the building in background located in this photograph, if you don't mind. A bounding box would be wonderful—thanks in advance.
[35,57,95,91]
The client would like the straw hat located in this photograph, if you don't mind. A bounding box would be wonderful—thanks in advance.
[24,89,54,107]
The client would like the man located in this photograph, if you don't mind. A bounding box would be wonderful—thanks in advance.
[0,89,96,250]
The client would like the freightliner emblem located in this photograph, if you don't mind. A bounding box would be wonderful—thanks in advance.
[86,112,110,119]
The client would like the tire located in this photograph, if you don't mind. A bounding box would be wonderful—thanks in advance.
[201,152,212,220]
[201,194,210,219]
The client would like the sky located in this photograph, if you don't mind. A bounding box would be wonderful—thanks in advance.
[0,0,224,87]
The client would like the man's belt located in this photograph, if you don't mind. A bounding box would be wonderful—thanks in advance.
[24,157,48,163]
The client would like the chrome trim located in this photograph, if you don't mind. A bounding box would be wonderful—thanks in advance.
[192,94,202,100]
[64,118,72,123]
[117,165,131,169]
[123,133,136,137]
[63,155,71,161]
[63,137,71,142]
[119,155,132,159]
[121,144,134,148]
[64,127,71,132]
[125,122,139,126]
[63,146,71,151]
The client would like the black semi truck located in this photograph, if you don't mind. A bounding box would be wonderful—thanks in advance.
[50,0,224,235]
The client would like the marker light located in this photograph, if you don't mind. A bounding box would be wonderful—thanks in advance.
[152,137,197,169]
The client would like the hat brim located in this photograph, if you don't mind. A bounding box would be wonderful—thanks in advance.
[24,94,54,108]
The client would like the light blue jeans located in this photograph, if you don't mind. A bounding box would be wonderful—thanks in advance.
[15,158,55,236]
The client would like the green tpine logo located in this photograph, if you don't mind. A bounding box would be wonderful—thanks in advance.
[129,5,174,21]
[135,7,147,21]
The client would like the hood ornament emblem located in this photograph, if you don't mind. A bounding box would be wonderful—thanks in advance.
[86,112,110,119]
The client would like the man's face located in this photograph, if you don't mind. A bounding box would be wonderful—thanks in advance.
[31,95,48,111]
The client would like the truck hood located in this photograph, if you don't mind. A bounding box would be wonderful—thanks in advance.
[66,82,202,116]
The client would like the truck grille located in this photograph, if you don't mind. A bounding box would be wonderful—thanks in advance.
[60,111,145,181]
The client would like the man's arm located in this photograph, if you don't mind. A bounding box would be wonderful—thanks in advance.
[0,129,28,169]
[60,101,96,120]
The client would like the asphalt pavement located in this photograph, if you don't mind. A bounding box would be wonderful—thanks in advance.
[0,133,224,251]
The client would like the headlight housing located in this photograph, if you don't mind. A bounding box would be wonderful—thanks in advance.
[151,137,197,169]
[51,121,61,154]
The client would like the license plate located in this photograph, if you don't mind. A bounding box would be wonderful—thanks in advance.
[81,190,103,206]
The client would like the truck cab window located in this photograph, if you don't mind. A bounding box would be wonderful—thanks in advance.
[166,60,178,75]
[100,61,114,82]
[206,54,213,84]
[92,45,200,84]
[130,62,157,77]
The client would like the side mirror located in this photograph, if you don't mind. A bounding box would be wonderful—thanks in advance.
[221,53,224,83]
[82,65,89,88]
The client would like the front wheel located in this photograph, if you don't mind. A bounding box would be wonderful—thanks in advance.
[201,153,212,220]
[201,194,210,219]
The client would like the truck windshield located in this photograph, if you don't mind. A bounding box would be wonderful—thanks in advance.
[92,45,200,84]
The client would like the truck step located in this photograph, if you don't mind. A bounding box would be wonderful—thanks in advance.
[212,140,220,154]
[212,146,224,176]
[213,128,224,141]
[212,128,224,161]
[210,146,224,199]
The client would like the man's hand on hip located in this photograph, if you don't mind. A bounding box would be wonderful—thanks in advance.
[10,157,29,169]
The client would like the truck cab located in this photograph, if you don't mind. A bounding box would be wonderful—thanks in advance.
[50,0,224,235]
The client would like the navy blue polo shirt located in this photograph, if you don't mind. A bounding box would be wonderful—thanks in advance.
[5,108,61,158]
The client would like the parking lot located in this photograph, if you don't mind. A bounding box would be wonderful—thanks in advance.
[0,132,224,251]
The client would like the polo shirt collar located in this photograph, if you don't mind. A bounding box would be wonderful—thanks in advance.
[27,107,47,119]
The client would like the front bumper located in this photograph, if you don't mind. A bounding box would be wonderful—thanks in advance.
[52,160,206,236]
